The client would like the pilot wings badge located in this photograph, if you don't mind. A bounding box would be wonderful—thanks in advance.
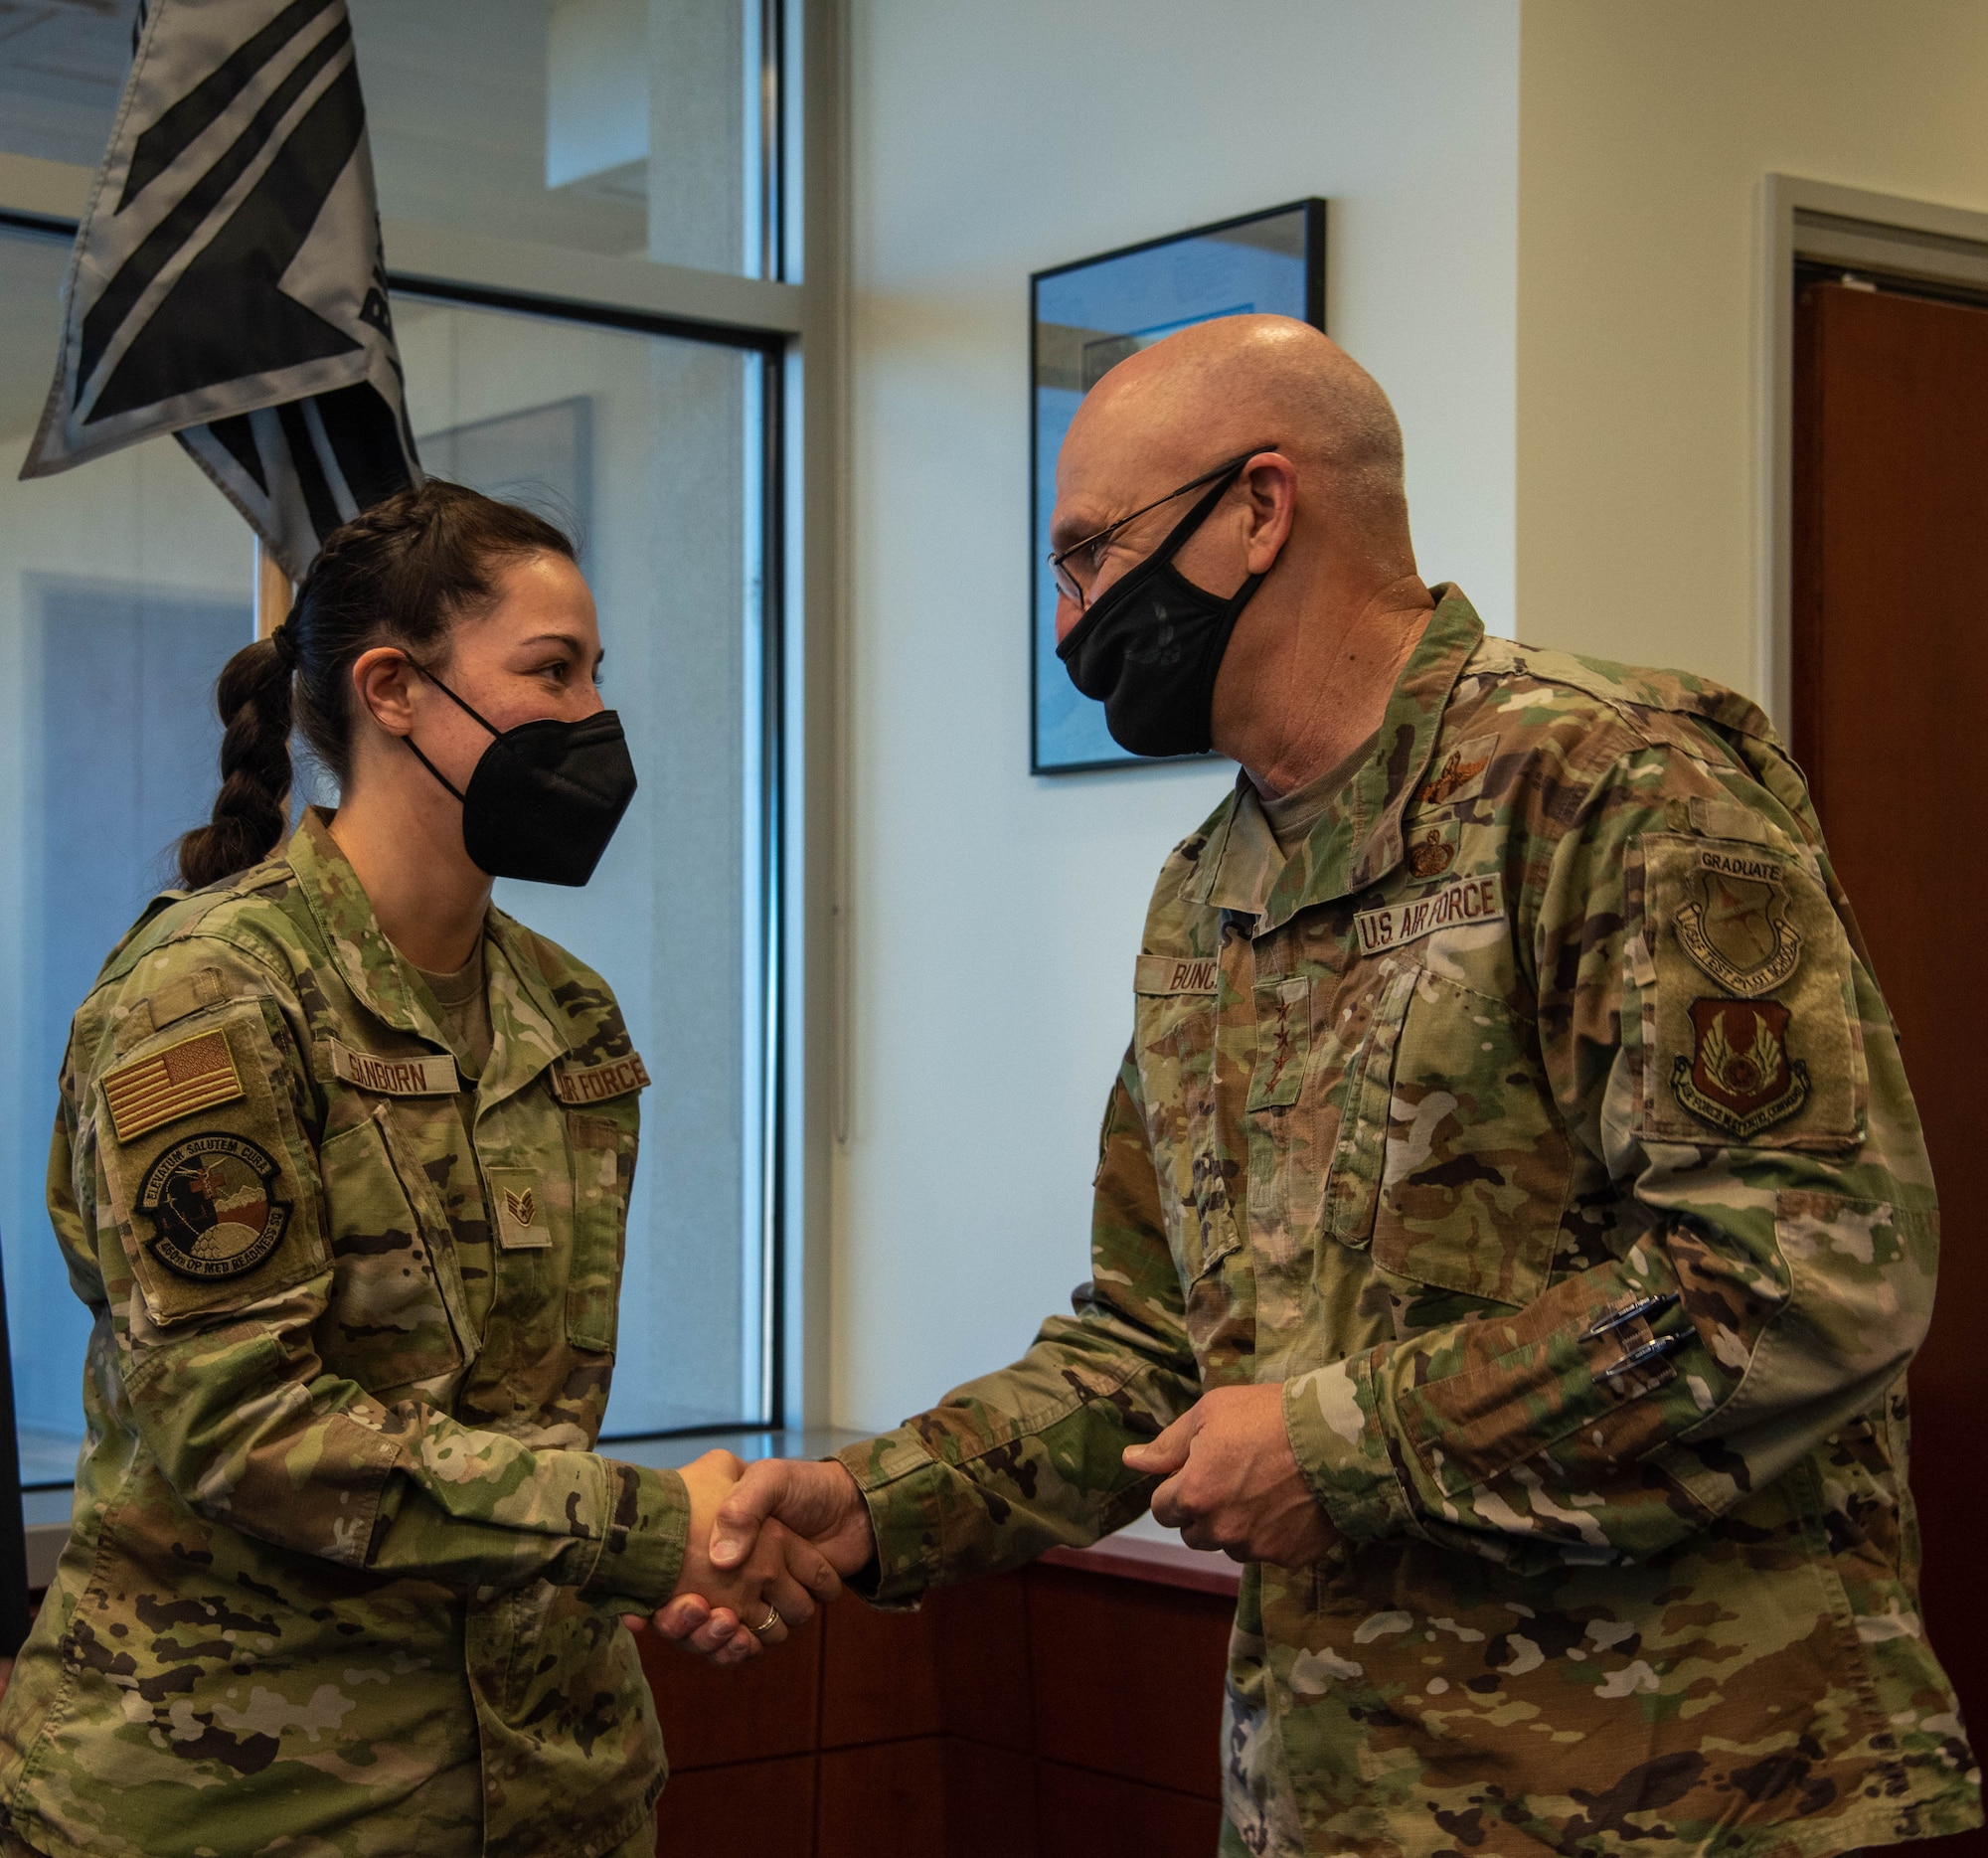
[1673,847,1802,996]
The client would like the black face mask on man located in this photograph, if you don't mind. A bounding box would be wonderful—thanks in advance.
[401,663,637,887]
[1055,454,1274,758]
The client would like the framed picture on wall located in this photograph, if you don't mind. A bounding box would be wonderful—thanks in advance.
[1030,198,1327,774]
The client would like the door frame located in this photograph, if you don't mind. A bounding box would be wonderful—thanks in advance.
[1758,175,1988,733]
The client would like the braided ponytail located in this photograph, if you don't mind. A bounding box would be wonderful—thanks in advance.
[174,482,576,891]
[175,627,297,889]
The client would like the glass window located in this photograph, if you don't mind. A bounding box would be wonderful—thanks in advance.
[0,3,786,274]
[0,218,783,1478]
[349,0,786,276]
[0,222,253,1485]
[393,287,781,1436]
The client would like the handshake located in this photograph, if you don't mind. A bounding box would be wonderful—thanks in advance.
[622,1384,1339,1665]
[622,1451,876,1666]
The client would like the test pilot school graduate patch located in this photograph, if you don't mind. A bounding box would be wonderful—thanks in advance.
[1673,844,1803,996]
[1673,997,1810,1140]
[136,1133,291,1282]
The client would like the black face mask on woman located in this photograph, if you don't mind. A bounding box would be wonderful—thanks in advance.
[402,664,638,887]
[1055,455,1272,759]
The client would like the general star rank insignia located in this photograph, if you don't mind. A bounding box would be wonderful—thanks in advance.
[136,1133,291,1282]
[1673,846,1803,996]
[1672,998,1810,1139]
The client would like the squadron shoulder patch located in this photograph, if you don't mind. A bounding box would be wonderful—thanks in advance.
[102,1030,245,1142]
[1673,845,1802,996]
[1671,998,1810,1140]
[137,1133,291,1282]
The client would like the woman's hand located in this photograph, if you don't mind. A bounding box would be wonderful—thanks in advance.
[620,1449,842,1667]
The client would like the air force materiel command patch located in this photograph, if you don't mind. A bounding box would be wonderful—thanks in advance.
[102,1029,245,1142]
[137,1133,291,1281]
[1672,997,1811,1139]
[1674,845,1803,996]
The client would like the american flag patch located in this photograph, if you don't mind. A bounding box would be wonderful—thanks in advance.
[102,1031,245,1143]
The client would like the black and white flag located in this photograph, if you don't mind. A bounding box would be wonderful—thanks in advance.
[20,0,421,579]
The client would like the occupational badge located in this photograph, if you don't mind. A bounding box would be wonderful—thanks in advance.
[136,1133,290,1281]
[1673,845,1802,996]
[1405,821,1458,878]
[1418,735,1496,808]
[1671,998,1810,1139]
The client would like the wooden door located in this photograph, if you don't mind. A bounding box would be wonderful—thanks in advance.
[1794,277,1988,1858]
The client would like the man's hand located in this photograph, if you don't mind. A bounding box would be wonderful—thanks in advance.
[1122,1385,1338,1566]
[621,1449,843,1666]
[648,1457,877,1656]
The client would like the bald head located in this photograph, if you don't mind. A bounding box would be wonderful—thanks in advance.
[1058,314,1409,556]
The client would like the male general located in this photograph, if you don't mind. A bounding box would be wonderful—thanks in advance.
[665,316,1981,1856]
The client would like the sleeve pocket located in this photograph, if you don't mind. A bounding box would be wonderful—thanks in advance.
[95,1002,328,1328]
[567,1111,634,1353]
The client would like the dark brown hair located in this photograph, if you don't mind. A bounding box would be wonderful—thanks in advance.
[176,480,577,890]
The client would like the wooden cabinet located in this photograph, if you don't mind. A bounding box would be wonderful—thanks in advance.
[641,1548,1235,1856]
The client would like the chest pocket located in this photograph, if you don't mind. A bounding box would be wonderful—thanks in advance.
[317,1103,466,1397]
[567,1109,636,1354]
[1369,965,1571,1307]
[1133,990,1242,1287]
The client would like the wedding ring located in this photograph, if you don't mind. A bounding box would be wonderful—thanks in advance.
[748,1605,782,1637]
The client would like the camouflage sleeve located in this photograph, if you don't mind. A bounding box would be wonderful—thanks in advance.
[1283,745,1935,1575]
[835,1048,1203,1604]
[77,963,686,1609]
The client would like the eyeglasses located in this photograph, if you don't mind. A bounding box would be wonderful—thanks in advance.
[1048,449,1262,609]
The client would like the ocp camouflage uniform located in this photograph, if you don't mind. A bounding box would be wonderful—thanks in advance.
[838,589,1982,1857]
[0,808,681,1858]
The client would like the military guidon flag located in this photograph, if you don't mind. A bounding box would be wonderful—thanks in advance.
[20,0,421,579]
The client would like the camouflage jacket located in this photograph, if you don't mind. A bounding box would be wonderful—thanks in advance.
[839,590,1981,1858]
[0,809,681,1858]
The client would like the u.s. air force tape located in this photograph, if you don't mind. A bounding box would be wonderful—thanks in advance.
[1354,873,1504,955]
[553,1053,650,1104]
[322,1039,461,1097]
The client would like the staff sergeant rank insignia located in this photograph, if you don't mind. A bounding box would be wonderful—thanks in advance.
[137,1133,291,1282]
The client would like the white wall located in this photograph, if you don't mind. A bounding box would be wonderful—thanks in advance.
[832,0,1522,1432]
[1515,0,1988,694]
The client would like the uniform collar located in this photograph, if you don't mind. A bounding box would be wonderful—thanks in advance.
[286,808,575,1091]
[1184,585,1484,930]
